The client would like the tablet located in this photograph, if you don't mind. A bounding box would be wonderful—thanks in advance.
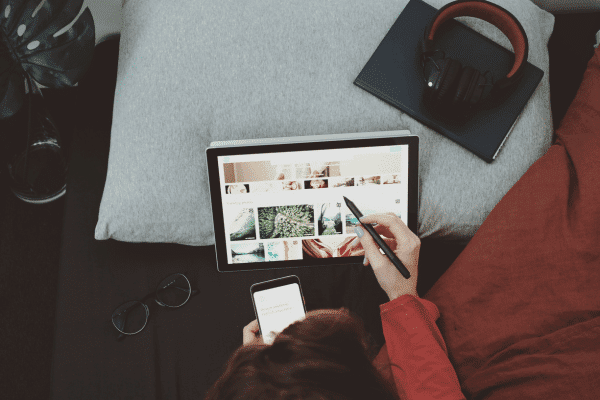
[206,130,419,272]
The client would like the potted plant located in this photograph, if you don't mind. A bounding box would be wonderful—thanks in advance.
[0,0,95,203]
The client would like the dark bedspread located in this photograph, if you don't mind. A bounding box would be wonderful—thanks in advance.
[49,39,392,399]
[50,30,600,398]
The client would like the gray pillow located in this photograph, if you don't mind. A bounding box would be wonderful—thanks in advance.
[95,0,554,246]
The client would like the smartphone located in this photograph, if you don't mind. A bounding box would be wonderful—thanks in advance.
[250,275,307,345]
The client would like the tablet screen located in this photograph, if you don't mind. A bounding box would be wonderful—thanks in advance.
[214,141,413,269]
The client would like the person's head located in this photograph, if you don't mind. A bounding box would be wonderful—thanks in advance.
[204,308,399,400]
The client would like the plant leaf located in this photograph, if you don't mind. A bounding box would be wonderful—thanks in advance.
[0,0,95,119]
[23,7,95,87]
[9,0,85,47]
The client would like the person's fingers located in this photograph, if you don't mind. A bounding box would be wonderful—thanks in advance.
[369,222,394,239]
[356,226,388,267]
[359,213,411,245]
[359,213,402,234]
[354,213,420,300]
[243,319,260,345]
[243,319,259,335]
[354,222,393,245]
[350,227,395,250]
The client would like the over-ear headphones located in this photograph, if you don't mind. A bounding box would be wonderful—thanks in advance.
[419,0,529,120]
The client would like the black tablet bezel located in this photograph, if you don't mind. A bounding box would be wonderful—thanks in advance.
[206,135,419,272]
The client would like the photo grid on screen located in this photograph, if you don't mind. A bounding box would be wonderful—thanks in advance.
[220,146,409,264]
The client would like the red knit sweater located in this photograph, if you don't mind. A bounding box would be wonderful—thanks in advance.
[373,295,465,400]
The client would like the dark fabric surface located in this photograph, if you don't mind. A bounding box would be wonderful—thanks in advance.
[49,37,392,399]
[0,87,75,399]
[425,46,600,399]
[1,10,598,400]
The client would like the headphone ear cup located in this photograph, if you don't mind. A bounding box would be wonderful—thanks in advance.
[424,57,448,99]
[471,72,488,105]
[453,66,477,108]
[436,59,462,102]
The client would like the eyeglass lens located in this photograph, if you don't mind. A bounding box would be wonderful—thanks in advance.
[112,300,148,335]
[156,274,191,307]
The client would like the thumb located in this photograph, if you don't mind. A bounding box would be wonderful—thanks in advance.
[356,226,386,267]
[243,320,261,344]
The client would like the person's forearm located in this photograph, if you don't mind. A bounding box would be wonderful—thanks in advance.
[380,295,465,400]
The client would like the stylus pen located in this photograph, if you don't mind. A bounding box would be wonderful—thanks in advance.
[343,196,411,279]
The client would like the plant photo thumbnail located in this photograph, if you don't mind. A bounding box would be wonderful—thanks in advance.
[258,205,315,239]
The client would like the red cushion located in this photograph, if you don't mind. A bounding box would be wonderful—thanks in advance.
[424,46,600,399]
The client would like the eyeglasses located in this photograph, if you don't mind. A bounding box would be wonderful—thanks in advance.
[111,273,198,341]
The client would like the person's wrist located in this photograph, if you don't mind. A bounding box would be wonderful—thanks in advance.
[388,288,418,301]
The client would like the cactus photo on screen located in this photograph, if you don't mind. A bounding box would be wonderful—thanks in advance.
[258,205,315,239]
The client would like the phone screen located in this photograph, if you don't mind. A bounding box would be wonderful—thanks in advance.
[253,282,306,345]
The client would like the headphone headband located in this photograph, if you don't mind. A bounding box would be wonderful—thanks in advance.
[422,0,529,90]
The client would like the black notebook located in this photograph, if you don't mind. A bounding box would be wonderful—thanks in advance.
[354,0,544,163]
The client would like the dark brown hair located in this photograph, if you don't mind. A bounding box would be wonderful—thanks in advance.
[204,308,399,400]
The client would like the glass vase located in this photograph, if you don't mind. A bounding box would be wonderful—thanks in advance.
[7,76,68,204]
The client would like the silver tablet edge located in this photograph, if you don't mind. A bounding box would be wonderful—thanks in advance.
[207,130,414,149]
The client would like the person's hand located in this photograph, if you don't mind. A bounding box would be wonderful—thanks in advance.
[354,213,420,301]
[243,319,265,345]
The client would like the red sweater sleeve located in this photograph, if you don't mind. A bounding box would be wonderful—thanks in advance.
[373,295,465,400]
